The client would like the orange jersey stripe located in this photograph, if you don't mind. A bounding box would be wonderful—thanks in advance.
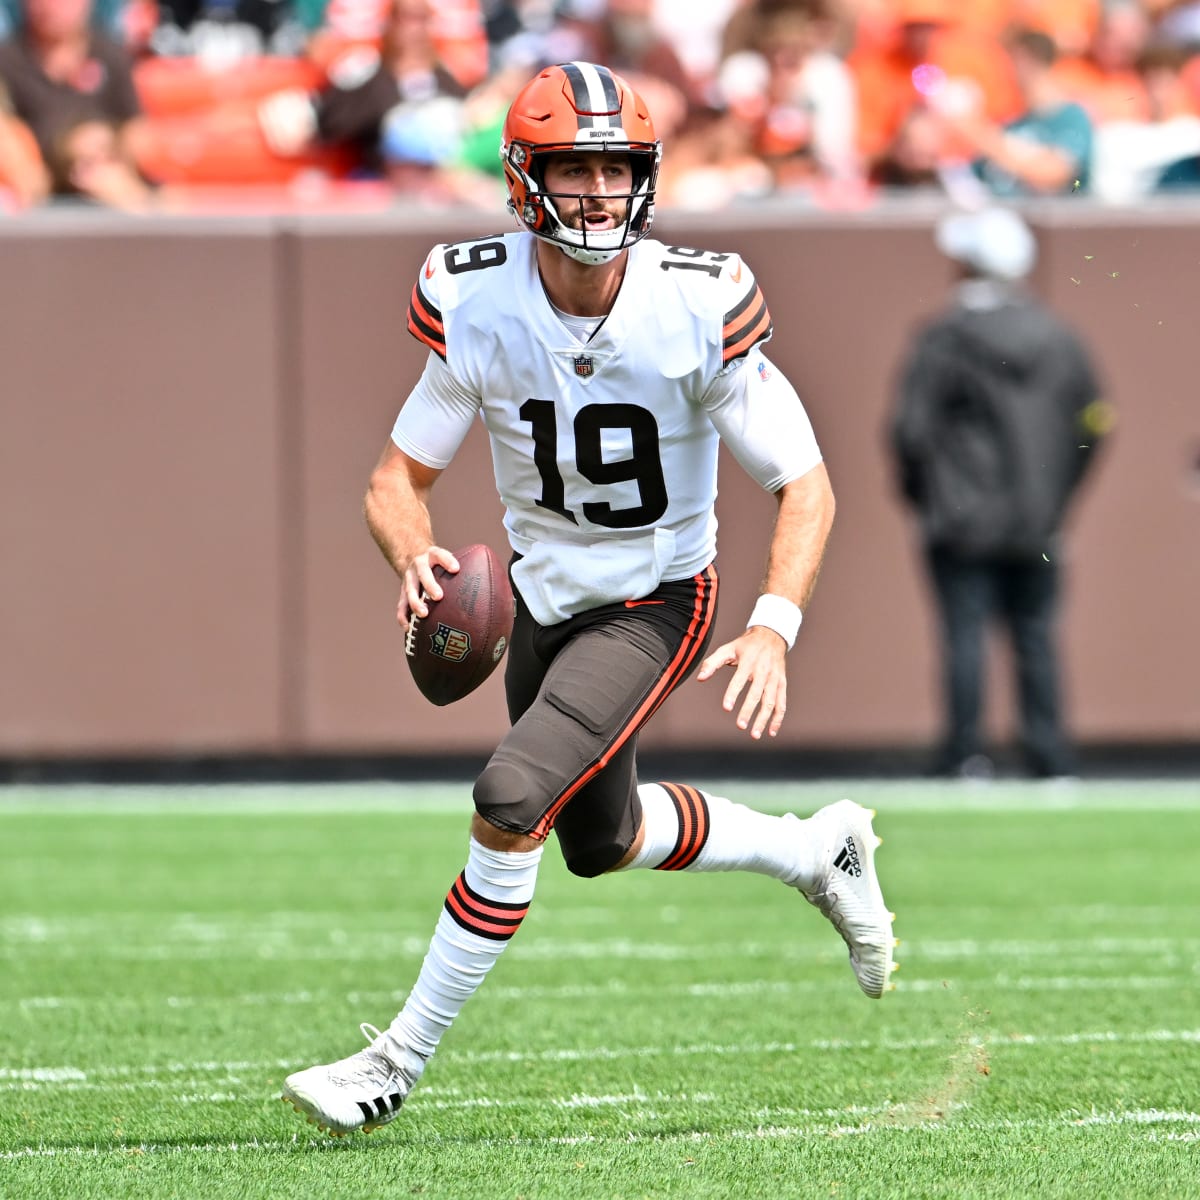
[721,285,764,339]
[409,282,444,334]
[531,566,719,840]
[406,314,446,359]
[407,283,447,359]
[723,308,773,363]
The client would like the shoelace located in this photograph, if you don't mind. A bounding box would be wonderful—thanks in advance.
[357,1023,417,1091]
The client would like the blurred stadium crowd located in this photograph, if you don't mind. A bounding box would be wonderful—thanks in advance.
[2,0,1200,213]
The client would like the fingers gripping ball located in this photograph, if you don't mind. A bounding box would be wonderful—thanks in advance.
[405,544,515,706]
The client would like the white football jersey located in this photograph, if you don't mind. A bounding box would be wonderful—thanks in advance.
[394,232,822,626]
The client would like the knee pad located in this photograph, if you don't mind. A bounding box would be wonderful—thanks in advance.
[472,757,550,835]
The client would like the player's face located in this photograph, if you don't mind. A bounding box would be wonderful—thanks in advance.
[540,152,634,232]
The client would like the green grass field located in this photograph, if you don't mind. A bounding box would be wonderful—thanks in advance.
[1,779,1198,1199]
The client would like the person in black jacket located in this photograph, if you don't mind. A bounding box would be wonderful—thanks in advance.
[890,206,1113,779]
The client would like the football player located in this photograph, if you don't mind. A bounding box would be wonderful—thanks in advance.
[283,61,897,1136]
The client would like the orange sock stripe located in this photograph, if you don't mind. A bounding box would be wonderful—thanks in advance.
[530,567,719,841]
[655,782,711,871]
[442,873,529,940]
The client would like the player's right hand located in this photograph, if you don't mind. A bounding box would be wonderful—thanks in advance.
[697,625,789,740]
[398,545,460,631]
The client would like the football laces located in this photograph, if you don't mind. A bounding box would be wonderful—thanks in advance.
[403,592,427,659]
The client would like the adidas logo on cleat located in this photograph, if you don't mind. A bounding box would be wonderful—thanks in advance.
[833,837,862,877]
[357,1093,405,1126]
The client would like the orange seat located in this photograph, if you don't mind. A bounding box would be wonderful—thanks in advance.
[134,57,327,118]
[135,100,355,186]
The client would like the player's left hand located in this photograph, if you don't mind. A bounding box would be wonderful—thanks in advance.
[697,626,788,739]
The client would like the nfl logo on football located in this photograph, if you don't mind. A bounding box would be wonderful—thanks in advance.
[574,355,594,378]
[431,623,471,662]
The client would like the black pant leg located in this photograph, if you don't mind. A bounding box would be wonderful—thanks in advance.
[1000,556,1073,776]
[928,547,994,768]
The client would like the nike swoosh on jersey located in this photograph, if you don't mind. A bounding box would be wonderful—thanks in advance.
[729,260,743,284]
[424,254,436,279]
[624,598,666,608]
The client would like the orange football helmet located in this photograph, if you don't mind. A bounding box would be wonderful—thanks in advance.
[501,61,661,265]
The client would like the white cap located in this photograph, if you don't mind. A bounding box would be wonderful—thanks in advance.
[935,206,1037,280]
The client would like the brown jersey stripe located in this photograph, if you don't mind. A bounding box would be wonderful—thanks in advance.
[722,280,761,329]
[722,289,772,363]
[407,282,447,360]
[655,782,711,871]
[443,872,529,940]
[531,566,719,840]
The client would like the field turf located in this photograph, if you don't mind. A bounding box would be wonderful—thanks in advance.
[1,780,1198,1199]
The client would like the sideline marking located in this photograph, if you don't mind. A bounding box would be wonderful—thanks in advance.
[0,779,1197,816]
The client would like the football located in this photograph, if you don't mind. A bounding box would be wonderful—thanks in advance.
[404,543,515,706]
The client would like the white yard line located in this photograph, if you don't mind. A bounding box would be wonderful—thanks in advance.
[3,1107,1199,1161]
[3,1029,1198,1092]
[13,966,1197,1017]
[4,917,1197,961]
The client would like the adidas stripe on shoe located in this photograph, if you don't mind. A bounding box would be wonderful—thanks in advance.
[801,799,898,999]
[281,1023,423,1136]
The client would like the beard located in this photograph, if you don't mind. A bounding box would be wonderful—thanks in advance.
[552,196,630,230]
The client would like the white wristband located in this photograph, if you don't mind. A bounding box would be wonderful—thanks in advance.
[746,593,803,650]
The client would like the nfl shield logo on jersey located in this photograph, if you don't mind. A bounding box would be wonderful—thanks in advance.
[431,623,471,662]
[574,355,594,378]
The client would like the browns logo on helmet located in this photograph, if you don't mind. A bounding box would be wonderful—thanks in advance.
[500,61,662,266]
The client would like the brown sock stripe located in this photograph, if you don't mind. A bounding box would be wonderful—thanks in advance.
[442,872,530,941]
[654,782,711,871]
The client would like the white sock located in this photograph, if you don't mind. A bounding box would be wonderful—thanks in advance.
[384,837,543,1067]
[624,782,824,889]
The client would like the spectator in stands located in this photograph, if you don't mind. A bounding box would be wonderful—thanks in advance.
[848,0,1021,177]
[1091,39,1200,201]
[1020,0,1101,59]
[307,0,485,91]
[545,0,698,139]
[931,28,1094,196]
[148,0,310,62]
[1053,0,1153,124]
[259,0,469,193]
[0,0,150,204]
[889,206,1112,780]
[656,0,745,100]
[1143,0,1200,49]
[45,112,161,206]
[715,0,860,188]
[0,0,142,45]
[868,103,945,188]
[0,76,49,206]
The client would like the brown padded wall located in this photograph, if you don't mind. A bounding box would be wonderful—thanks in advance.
[2,209,1196,757]
[0,218,286,754]
[1039,212,1200,739]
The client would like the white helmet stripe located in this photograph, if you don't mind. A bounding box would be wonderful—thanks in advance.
[562,61,622,131]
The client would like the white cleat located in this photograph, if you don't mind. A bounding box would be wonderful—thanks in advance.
[281,1023,423,1136]
[801,799,896,999]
